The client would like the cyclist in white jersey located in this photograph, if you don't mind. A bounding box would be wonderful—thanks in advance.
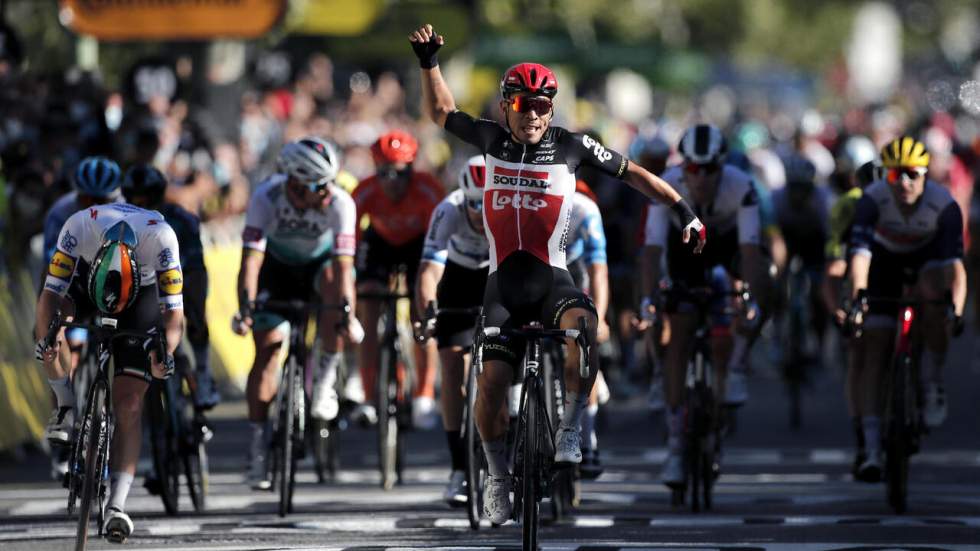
[642,123,771,487]
[417,155,490,506]
[232,137,362,489]
[35,203,183,542]
[411,23,705,524]
[848,136,966,480]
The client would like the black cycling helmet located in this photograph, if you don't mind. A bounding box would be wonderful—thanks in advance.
[121,164,168,206]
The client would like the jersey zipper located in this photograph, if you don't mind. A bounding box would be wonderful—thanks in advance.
[516,143,527,250]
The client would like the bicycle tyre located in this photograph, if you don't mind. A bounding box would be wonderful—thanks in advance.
[464,357,485,530]
[521,377,540,551]
[184,435,208,512]
[75,379,107,551]
[279,357,298,517]
[886,354,910,514]
[378,343,399,491]
[147,381,180,516]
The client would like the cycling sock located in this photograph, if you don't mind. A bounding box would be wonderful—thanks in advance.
[48,377,75,409]
[560,391,588,432]
[852,417,865,450]
[862,416,881,455]
[446,430,465,471]
[666,406,685,452]
[108,471,134,512]
[250,422,266,460]
[580,404,599,450]
[482,439,509,478]
[727,335,748,372]
[921,349,945,385]
[192,342,211,376]
[317,352,341,389]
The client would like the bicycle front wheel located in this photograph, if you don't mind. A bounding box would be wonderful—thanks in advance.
[886,355,911,514]
[464,357,485,529]
[278,357,299,517]
[75,379,108,551]
[147,380,181,515]
[378,344,400,490]
[521,378,540,551]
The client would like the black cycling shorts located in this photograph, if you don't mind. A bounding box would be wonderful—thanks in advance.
[356,228,424,290]
[254,253,331,330]
[68,260,163,383]
[866,240,952,317]
[481,251,596,366]
[435,260,488,349]
[666,225,741,287]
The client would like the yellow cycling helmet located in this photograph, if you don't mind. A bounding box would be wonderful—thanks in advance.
[880,136,930,168]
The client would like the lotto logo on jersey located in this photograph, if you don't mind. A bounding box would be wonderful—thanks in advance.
[491,166,550,190]
[582,135,612,163]
[491,190,548,211]
[157,268,183,296]
[48,251,77,281]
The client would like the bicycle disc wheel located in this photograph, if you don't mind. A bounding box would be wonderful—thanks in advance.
[378,344,399,490]
[886,356,910,514]
[521,379,540,551]
[75,380,107,551]
[278,357,298,516]
[464,360,485,529]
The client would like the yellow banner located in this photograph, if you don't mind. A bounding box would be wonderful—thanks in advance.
[59,0,286,40]
[288,0,382,36]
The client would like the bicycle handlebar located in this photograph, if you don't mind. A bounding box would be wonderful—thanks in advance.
[44,311,168,370]
[481,323,590,378]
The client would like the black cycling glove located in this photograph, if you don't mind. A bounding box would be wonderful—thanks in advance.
[411,35,441,69]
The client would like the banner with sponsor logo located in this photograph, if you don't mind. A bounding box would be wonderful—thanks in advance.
[58,0,286,41]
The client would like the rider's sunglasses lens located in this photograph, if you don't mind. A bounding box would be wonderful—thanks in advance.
[511,96,552,114]
[885,167,926,184]
[466,199,483,211]
[684,162,720,175]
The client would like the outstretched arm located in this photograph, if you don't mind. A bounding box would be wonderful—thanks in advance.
[624,161,706,253]
[410,24,456,127]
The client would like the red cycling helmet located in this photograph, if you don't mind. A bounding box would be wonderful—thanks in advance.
[372,130,419,165]
[500,63,558,99]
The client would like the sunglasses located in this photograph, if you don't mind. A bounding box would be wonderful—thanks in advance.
[291,180,331,193]
[885,166,927,184]
[684,161,721,175]
[378,166,412,181]
[510,95,553,114]
[466,199,483,211]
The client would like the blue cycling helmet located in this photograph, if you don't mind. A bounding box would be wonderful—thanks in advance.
[75,156,122,199]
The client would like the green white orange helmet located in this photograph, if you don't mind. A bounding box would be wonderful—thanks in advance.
[88,221,141,314]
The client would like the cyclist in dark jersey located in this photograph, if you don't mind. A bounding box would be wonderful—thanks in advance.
[410,23,705,524]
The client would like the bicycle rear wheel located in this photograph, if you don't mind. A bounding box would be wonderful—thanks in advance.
[147,380,180,515]
[464,357,485,529]
[378,344,400,490]
[75,379,108,551]
[278,357,299,516]
[886,355,911,514]
[521,378,540,551]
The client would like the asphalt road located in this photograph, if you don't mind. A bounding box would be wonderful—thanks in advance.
[2,331,979,551]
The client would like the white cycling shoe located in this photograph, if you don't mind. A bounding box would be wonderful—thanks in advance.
[443,470,467,507]
[923,383,947,428]
[103,507,133,543]
[412,396,440,430]
[311,384,339,422]
[661,449,686,488]
[483,474,512,525]
[724,371,749,406]
[247,453,271,491]
[554,428,582,464]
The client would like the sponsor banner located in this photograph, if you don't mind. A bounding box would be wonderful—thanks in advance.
[58,0,286,41]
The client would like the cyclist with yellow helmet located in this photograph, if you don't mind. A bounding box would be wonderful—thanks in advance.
[848,136,967,482]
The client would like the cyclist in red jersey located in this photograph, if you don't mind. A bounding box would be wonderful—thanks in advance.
[410,24,705,524]
[352,130,445,428]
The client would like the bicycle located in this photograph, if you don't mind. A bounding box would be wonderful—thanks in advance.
[848,294,949,514]
[781,256,816,430]
[243,296,350,516]
[359,288,414,490]
[665,283,753,513]
[42,311,167,551]
[478,318,589,551]
[143,342,211,515]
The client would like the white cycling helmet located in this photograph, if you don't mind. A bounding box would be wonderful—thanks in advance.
[679,124,726,165]
[278,137,340,184]
[457,155,487,203]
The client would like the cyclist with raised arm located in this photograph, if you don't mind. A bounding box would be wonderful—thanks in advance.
[410,23,704,524]
[416,155,490,505]
[353,130,445,429]
[232,137,360,489]
[35,204,183,542]
[641,124,770,488]
[848,136,966,481]
[121,164,220,410]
